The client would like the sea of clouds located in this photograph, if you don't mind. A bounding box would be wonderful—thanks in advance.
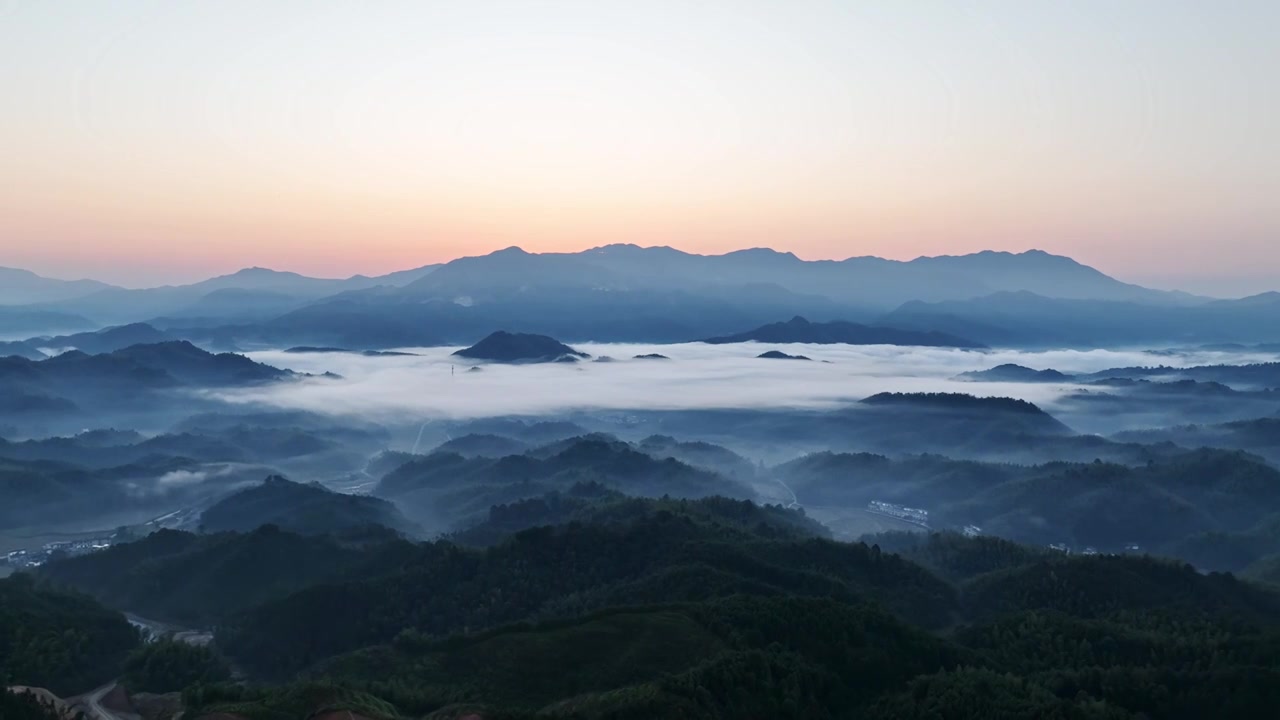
[210,342,1280,422]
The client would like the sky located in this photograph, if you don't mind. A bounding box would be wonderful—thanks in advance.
[1,1,1277,293]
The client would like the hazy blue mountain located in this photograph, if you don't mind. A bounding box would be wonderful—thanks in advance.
[0,341,44,360]
[1084,361,1280,390]
[433,433,531,458]
[402,245,1183,307]
[1050,378,1280,437]
[0,267,116,305]
[703,315,985,348]
[25,323,172,354]
[882,291,1280,347]
[0,454,268,531]
[1115,417,1280,466]
[606,397,1079,463]
[22,264,441,326]
[11,247,1270,349]
[636,434,758,480]
[0,307,97,335]
[199,476,421,537]
[376,436,754,531]
[395,245,1189,309]
[191,245,1207,349]
[253,280,853,347]
[0,341,293,429]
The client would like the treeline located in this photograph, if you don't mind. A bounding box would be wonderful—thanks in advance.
[35,525,419,628]
[0,689,75,720]
[0,574,138,695]
[375,437,755,531]
[218,513,953,678]
[450,482,829,546]
[122,637,231,693]
[780,447,1280,568]
[22,496,1280,718]
[192,530,1280,718]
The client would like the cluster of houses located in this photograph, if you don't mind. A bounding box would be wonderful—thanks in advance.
[1049,542,1142,556]
[4,537,115,570]
[866,500,930,527]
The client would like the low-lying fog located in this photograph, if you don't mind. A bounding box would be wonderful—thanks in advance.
[216,343,1280,430]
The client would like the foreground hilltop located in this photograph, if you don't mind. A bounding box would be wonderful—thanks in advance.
[17,496,1280,719]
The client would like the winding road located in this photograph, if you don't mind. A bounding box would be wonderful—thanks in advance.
[83,683,133,720]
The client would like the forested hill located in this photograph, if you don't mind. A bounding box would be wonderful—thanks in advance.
[0,575,139,695]
[16,499,1280,718]
[199,475,423,537]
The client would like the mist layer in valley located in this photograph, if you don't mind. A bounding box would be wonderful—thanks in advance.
[222,342,1280,437]
[6,318,1280,720]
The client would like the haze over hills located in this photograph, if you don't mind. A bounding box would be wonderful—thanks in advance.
[5,252,1280,720]
[20,264,441,327]
[10,245,1276,349]
[0,267,117,305]
[242,246,1221,348]
[0,307,97,336]
[883,290,1280,347]
[396,245,1187,307]
[7,3,1280,715]
[702,316,986,348]
[198,475,422,537]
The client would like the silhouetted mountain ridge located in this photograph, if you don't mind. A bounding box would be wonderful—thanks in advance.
[703,316,985,348]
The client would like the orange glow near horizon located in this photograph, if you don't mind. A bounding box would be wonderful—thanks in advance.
[1,2,1277,295]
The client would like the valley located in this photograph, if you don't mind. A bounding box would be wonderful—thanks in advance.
[4,249,1280,720]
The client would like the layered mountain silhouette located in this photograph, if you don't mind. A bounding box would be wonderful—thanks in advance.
[6,245,1280,349]
[703,316,984,348]
[398,245,1182,307]
[0,342,293,429]
[883,291,1280,347]
[0,341,47,361]
[239,246,1204,348]
[22,265,440,326]
[26,323,173,354]
[0,307,95,335]
[0,267,114,305]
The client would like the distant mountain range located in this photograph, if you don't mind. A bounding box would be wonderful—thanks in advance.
[703,316,984,348]
[5,264,440,327]
[3,246,1279,349]
[959,360,1280,391]
[0,267,114,305]
[883,290,1280,347]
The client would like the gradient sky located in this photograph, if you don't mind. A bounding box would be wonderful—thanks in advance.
[1,1,1277,294]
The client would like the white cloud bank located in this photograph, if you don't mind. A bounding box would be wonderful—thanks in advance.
[205,343,1280,423]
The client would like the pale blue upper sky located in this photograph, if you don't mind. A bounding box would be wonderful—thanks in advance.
[1,1,1276,294]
